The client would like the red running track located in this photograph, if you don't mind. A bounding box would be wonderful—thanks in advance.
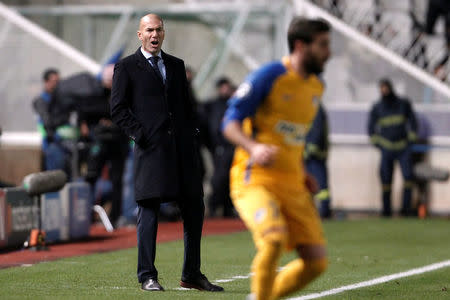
[0,218,246,269]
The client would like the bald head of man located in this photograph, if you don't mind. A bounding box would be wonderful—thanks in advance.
[137,14,165,55]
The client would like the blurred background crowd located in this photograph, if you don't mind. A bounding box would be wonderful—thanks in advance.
[1,0,450,230]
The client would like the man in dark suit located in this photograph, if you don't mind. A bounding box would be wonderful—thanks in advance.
[110,14,223,292]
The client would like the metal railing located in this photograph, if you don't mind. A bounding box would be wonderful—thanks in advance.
[310,0,450,83]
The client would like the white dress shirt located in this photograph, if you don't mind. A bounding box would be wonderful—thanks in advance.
[140,47,166,82]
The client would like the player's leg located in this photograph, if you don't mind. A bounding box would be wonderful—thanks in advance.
[232,186,287,300]
[251,233,285,300]
[270,190,327,299]
[271,245,327,299]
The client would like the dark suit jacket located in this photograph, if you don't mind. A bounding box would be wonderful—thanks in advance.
[110,48,203,201]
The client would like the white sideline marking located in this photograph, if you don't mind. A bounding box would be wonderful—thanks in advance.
[94,286,133,290]
[174,260,450,294]
[289,259,450,300]
[174,273,253,290]
[215,274,251,283]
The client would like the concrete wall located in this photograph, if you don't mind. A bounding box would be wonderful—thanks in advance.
[329,145,450,215]
[1,143,449,215]
[0,146,41,186]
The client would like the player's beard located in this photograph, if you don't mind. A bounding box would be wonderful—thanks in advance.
[303,52,324,75]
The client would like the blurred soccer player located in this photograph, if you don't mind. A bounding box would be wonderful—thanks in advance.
[222,18,331,300]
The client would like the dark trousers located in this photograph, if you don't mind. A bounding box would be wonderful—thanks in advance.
[380,148,413,216]
[43,140,74,179]
[137,196,205,283]
[305,158,331,218]
[86,139,128,224]
[411,148,429,210]
[208,148,234,217]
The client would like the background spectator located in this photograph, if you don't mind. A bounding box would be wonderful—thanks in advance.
[53,65,129,227]
[368,78,418,217]
[199,77,236,218]
[32,68,76,176]
[304,104,332,219]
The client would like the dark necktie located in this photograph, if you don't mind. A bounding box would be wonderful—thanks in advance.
[148,56,164,83]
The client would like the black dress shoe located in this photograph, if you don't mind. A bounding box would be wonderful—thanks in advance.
[141,278,164,291]
[180,273,224,292]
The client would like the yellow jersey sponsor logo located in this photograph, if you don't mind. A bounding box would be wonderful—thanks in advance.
[275,120,311,146]
[282,93,293,101]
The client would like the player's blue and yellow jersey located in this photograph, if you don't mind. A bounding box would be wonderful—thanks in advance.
[222,56,324,193]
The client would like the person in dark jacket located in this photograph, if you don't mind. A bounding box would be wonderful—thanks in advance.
[425,0,450,71]
[200,77,236,218]
[32,68,76,175]
[110,14,223,292]
[304,104,331,218]
[54,65,129,226]
[411,112,432,218]
[406,0,450,73]
[368,78,418,217]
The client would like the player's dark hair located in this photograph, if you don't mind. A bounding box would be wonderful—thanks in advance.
[288,18,330,53]
[43,68,59,82]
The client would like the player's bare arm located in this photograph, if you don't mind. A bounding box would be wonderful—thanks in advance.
[305,172,319,194]
[223,120,278,166]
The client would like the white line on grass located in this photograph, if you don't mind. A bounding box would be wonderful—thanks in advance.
[289,259,450,300]
[212,268,284,284]
[174,274,253,290]
[20,264,33,267]
[175,274,252,290]
[215,274,252,283]
[174,260,450,294]
[174,266,283,289]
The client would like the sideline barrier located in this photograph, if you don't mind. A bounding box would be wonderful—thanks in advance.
[0,188,35,249]
[65,182,91,239]
[0,182,91,249]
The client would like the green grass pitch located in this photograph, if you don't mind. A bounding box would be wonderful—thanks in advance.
[1,218,450,299]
